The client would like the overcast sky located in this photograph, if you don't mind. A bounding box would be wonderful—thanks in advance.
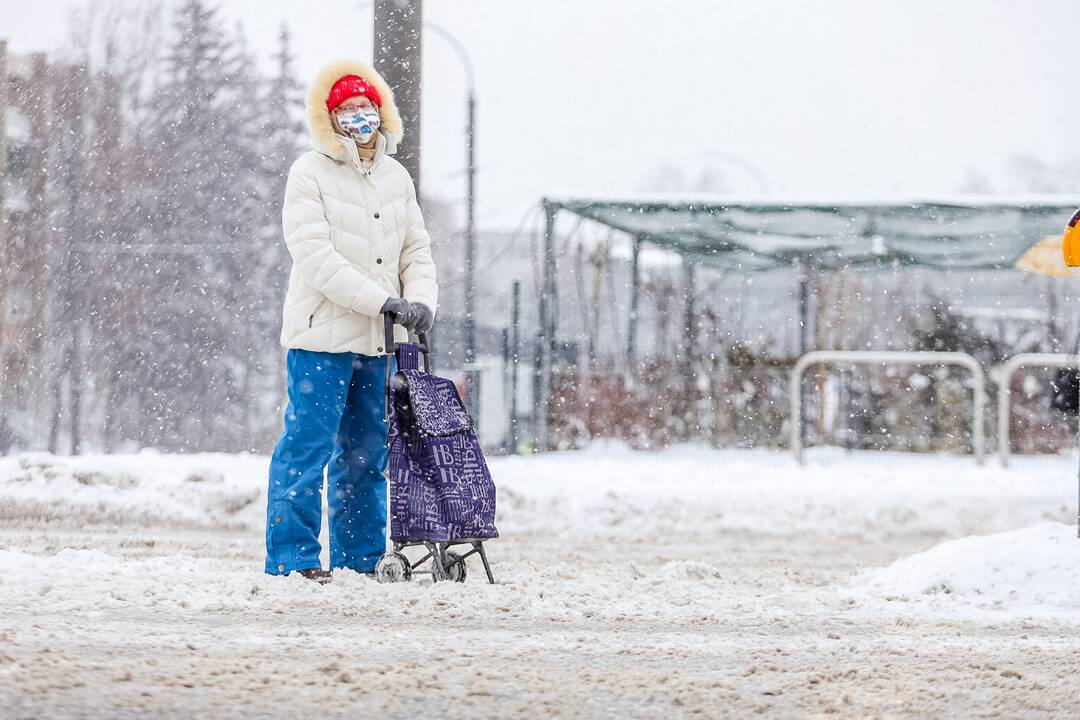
[2,0,1076,229]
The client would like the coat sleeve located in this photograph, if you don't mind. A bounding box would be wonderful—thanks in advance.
[399,178,439,318]
[281,156,391,317]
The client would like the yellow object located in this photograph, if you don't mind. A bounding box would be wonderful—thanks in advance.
[1016,232,1080,278]
[1064,208,1080,267]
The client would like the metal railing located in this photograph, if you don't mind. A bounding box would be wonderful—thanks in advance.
[997,353,1079,467]
[790,351,986,465]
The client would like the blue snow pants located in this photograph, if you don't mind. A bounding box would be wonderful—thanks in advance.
[265,349,394,575]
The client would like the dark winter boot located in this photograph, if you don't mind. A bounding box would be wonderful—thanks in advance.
[298,567,333,585]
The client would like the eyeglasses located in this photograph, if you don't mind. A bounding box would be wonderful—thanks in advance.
[336,103,377,114]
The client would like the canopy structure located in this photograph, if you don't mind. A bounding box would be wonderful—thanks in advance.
[546,195,1078,271]
[531,194,1079,448]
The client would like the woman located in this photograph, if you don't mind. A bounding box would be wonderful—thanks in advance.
[265,59,438,583]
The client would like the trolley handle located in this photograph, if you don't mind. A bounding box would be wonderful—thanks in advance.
[381,310,430,371]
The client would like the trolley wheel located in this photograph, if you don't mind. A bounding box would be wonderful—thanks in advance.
[441,550,467,583]
[374,552,412,584]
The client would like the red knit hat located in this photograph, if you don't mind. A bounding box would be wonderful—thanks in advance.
[326,74,382,111]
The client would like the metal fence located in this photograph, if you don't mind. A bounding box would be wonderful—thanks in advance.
[790,351,987,465]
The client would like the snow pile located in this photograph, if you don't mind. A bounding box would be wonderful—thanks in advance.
[851,522,1080,619]
[495,443,1074,540]
[0,451,266,529]
[0,443,1073,541]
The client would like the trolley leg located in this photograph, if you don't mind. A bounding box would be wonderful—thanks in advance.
[475,541,495,584]
[426,542,448,582]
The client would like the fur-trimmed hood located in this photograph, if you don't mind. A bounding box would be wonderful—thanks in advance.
[305,58,404,162]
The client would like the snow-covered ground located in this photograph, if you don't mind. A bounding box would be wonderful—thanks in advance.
[2,444,1080,718]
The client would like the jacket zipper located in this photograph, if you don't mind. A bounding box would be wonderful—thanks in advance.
[308,297,327,328]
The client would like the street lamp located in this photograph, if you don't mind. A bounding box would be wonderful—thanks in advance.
[364,3,481,418]
[424,22,478,380]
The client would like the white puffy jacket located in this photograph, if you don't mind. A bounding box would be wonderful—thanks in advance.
[279,59,438,355]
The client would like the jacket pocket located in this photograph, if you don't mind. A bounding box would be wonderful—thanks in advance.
[308,296,328,328]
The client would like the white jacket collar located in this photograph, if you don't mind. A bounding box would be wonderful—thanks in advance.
[330,129,397,173]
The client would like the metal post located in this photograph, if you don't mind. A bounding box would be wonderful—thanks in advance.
[464,93,476,365]
[974,357,986,466]
[797,264,810,450]
[798,269,810,356]
[0,40,7,391]
[791,351,986,465]
[843,369,854,451]
[374,0,423,198]
[627,235,642,376]
[500,325,508,446]
[463,91,477,412]
[682,257,697,409]
[536,202,557,450]
[67,64,87,454]
[509,280,520,453]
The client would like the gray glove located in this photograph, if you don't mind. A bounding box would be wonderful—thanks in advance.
[406,303,434,334]
[381,297,410,325]
[380,298,434,334]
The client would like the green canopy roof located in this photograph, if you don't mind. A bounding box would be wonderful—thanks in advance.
[544,195,1079,271]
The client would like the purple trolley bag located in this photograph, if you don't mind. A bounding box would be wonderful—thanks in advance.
[373,312,498,584]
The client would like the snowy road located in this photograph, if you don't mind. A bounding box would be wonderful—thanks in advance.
[2,445,1080,718]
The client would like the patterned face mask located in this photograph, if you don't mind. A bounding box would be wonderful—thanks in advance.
[335,106,381,143]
